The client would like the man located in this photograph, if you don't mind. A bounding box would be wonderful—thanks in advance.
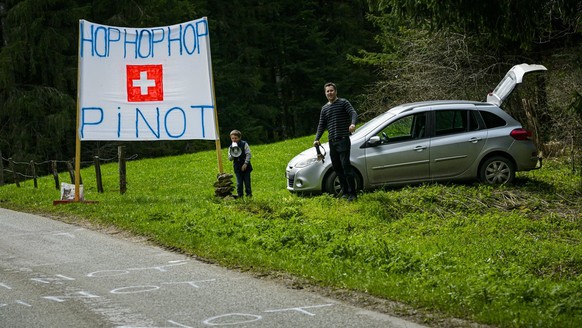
[313,82,358,201]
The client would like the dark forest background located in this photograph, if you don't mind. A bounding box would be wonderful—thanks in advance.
[0,0,580,169]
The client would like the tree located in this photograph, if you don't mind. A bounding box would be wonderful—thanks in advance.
[373,0,581,52]
[206,0,379,144]
[355,0,581,149]
[0,0,82,163]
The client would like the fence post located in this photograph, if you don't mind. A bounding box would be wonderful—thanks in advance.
[66,159,83,185]
[30,160,38,188]
[118,146,126,194]
[94,156,103,193]
[9,158,20,187]
[51,161,60,190]
[0,150,4,186]
[66,161,75,183]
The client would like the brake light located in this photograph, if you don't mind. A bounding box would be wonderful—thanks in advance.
[510,128,532,140]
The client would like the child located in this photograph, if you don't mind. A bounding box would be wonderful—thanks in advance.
[228,130,253,198]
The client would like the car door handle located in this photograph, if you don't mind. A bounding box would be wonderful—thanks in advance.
[468,137,482,143]
[413,145,427,151]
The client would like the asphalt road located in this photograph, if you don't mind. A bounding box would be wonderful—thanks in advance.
[0,208,427,328]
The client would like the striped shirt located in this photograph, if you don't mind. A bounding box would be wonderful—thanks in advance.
[315,98,357,142]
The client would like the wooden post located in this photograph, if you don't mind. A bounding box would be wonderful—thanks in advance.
[0,150,4,186]
[65,159,83,185]
[118,146,126,194]
[94,156,103,193]
[203,28,224,175]
[9,158,19,187]
[51,161,60,190]
[30,160,38,188]
[522,99,543,154]
[67,161,75,183]
[571,136,575,173]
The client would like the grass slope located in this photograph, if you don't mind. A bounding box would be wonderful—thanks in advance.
[1,135,581,327]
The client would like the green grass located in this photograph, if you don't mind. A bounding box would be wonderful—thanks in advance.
[1,135,581,327]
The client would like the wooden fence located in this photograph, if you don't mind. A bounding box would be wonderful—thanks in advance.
[0,146,133,194]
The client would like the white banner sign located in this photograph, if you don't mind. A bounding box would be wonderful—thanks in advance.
[78,17,216,141]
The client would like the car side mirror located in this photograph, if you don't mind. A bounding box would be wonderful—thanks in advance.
[367,135,381,146]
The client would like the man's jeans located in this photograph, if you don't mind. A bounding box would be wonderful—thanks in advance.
[329,138,355,195]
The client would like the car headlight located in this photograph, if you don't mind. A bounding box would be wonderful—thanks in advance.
[294,157,318,168]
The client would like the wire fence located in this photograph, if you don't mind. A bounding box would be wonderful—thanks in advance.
[0,147,138,194]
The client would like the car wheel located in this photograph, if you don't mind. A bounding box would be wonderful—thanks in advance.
[323,171,362,196]
[479,156,515,185]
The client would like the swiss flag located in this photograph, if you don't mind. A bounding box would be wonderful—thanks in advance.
[126,65,164,102]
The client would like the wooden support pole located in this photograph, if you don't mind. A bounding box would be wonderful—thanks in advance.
[9,158,19,187]
[94,156,103,193]
[118,146,126,194]
[51,161,60,190]
[30,160,38,188]
[67,161,75,183]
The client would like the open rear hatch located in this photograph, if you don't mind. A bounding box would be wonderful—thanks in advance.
[487,64,547,106]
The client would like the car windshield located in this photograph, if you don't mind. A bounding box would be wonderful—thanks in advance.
[353,110,396,137]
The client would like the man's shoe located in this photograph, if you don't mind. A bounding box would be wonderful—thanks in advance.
[341,194,349,199]
[347,194,357,202]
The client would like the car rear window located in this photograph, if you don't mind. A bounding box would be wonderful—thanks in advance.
[480,111,507,128]
[435,110,479,136]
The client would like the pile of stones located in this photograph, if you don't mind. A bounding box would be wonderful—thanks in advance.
[214,173,234,198]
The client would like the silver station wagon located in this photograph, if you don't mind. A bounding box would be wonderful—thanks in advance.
[286,64,546,195]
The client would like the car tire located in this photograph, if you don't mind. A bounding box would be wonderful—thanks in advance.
[323,171,362,197]
[479,156,515,185]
